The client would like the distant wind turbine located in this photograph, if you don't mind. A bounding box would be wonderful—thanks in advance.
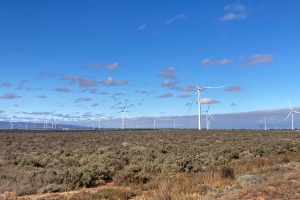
[205,105,215,130]
[9,117,16,129]
[23,119,29,130]
[186,70,225,130]
[116,102,132,129]
[172,120,177,129]
[262,116,267,130]
[284,100,300,130]
[152,116,156,129]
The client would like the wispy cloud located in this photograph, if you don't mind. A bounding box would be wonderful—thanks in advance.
[166,14,186,24]
[135,89,149,95]
[1,82,11,87]
[161,80,176,87]
[157,67,176,79]
[220,2,250,22]
[90,88,97,94]
[23,111,52,115]
[171,86,195,92]
[199,98,220,104]
[38,95,47,98]
[84,62,102,68]
[54,87,71,92]
[40,71,54,77]
[1,92,22,99]
[137,23,146,30]
[100,91,109,95]
[100,77,128,86]
[60,75,98,87]
[92,103,99,107]
[231,103,238,106]
[178,94,192,98]
[225,85,242,92]
[16,79,29,90]
[75,98,92,102]
[106,62,118,71]
[246,54,273,66]
[216,59,233,65]
[202,58,233,66]
[157,93,173,98]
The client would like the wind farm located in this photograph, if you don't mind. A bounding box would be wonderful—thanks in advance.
[1,0,300,199]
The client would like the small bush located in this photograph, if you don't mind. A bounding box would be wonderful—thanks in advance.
[221,166,234,179]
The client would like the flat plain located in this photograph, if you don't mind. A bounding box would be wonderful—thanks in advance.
[1,129,300,199]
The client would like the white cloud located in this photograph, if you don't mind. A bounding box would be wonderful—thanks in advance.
[216,59,233,65]
[157,93,173,98]
[137,23,146,30]
[220,12,247,21]
[199,98,220,104]
[178,94,192,98]
[202,58,233,66]
[85,62,102,68]
[202,58,213,66]
[225,85,242,92]
[54,87,71,92]
[100,77,128,86]
[224,2,246,11]
[239,56,245,60]
[166,14,186,24]
[246,54,273,66]
[1,92,22,99]
[106,62,118,71]
[220,2,250,22]
[161,80,176,87]
[157,67,176,79]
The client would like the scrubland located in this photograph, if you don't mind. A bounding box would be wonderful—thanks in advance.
[1,129,300,199]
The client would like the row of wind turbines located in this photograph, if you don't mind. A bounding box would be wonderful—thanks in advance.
[6,71,300,130]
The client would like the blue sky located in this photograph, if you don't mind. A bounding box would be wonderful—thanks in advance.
[1,0,300,129]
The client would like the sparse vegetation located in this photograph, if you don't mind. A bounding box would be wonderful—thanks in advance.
[1,129,300,199]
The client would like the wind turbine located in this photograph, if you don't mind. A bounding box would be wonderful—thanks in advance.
[186,71,225,130]
[117,102,131,129]
[9,117,16,129]
[97,111,101,129]
[172,120,177,129]
[205,105,215,130]
[54,119,58,129]
[23,120,29,129]
[261,116,267,130]
[133,118,138,129]
[152,116,156,129]
[284,100,300,130]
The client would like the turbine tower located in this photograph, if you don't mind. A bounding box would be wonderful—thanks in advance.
[284,100,300,130]
[152,116,156,129]
[186,71,225,130]
[262,116,267,130]
[97,111,101,129]
[23,120,29,130]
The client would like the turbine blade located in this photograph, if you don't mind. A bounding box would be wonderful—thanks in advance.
[124,111,131,120]
[209,114,215,121]
[184,70,198,88]
[284,112,292,121]
[187,91,198,114]
[203,86,226,89]
[294,111,300,114]
[287,100,292,110]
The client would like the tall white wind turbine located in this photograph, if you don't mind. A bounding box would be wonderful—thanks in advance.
[172,120,177,129]
[97,111,101,129]
[152,117,156,129]
[262,116,267,130]
[9,117,16,129]
[284,100,300,130]
[115,102,132,129]
[186,71,225,130]
[23,120,29,130]
[205,105,215,130]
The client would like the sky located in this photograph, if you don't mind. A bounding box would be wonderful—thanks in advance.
[1,0,300,129]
